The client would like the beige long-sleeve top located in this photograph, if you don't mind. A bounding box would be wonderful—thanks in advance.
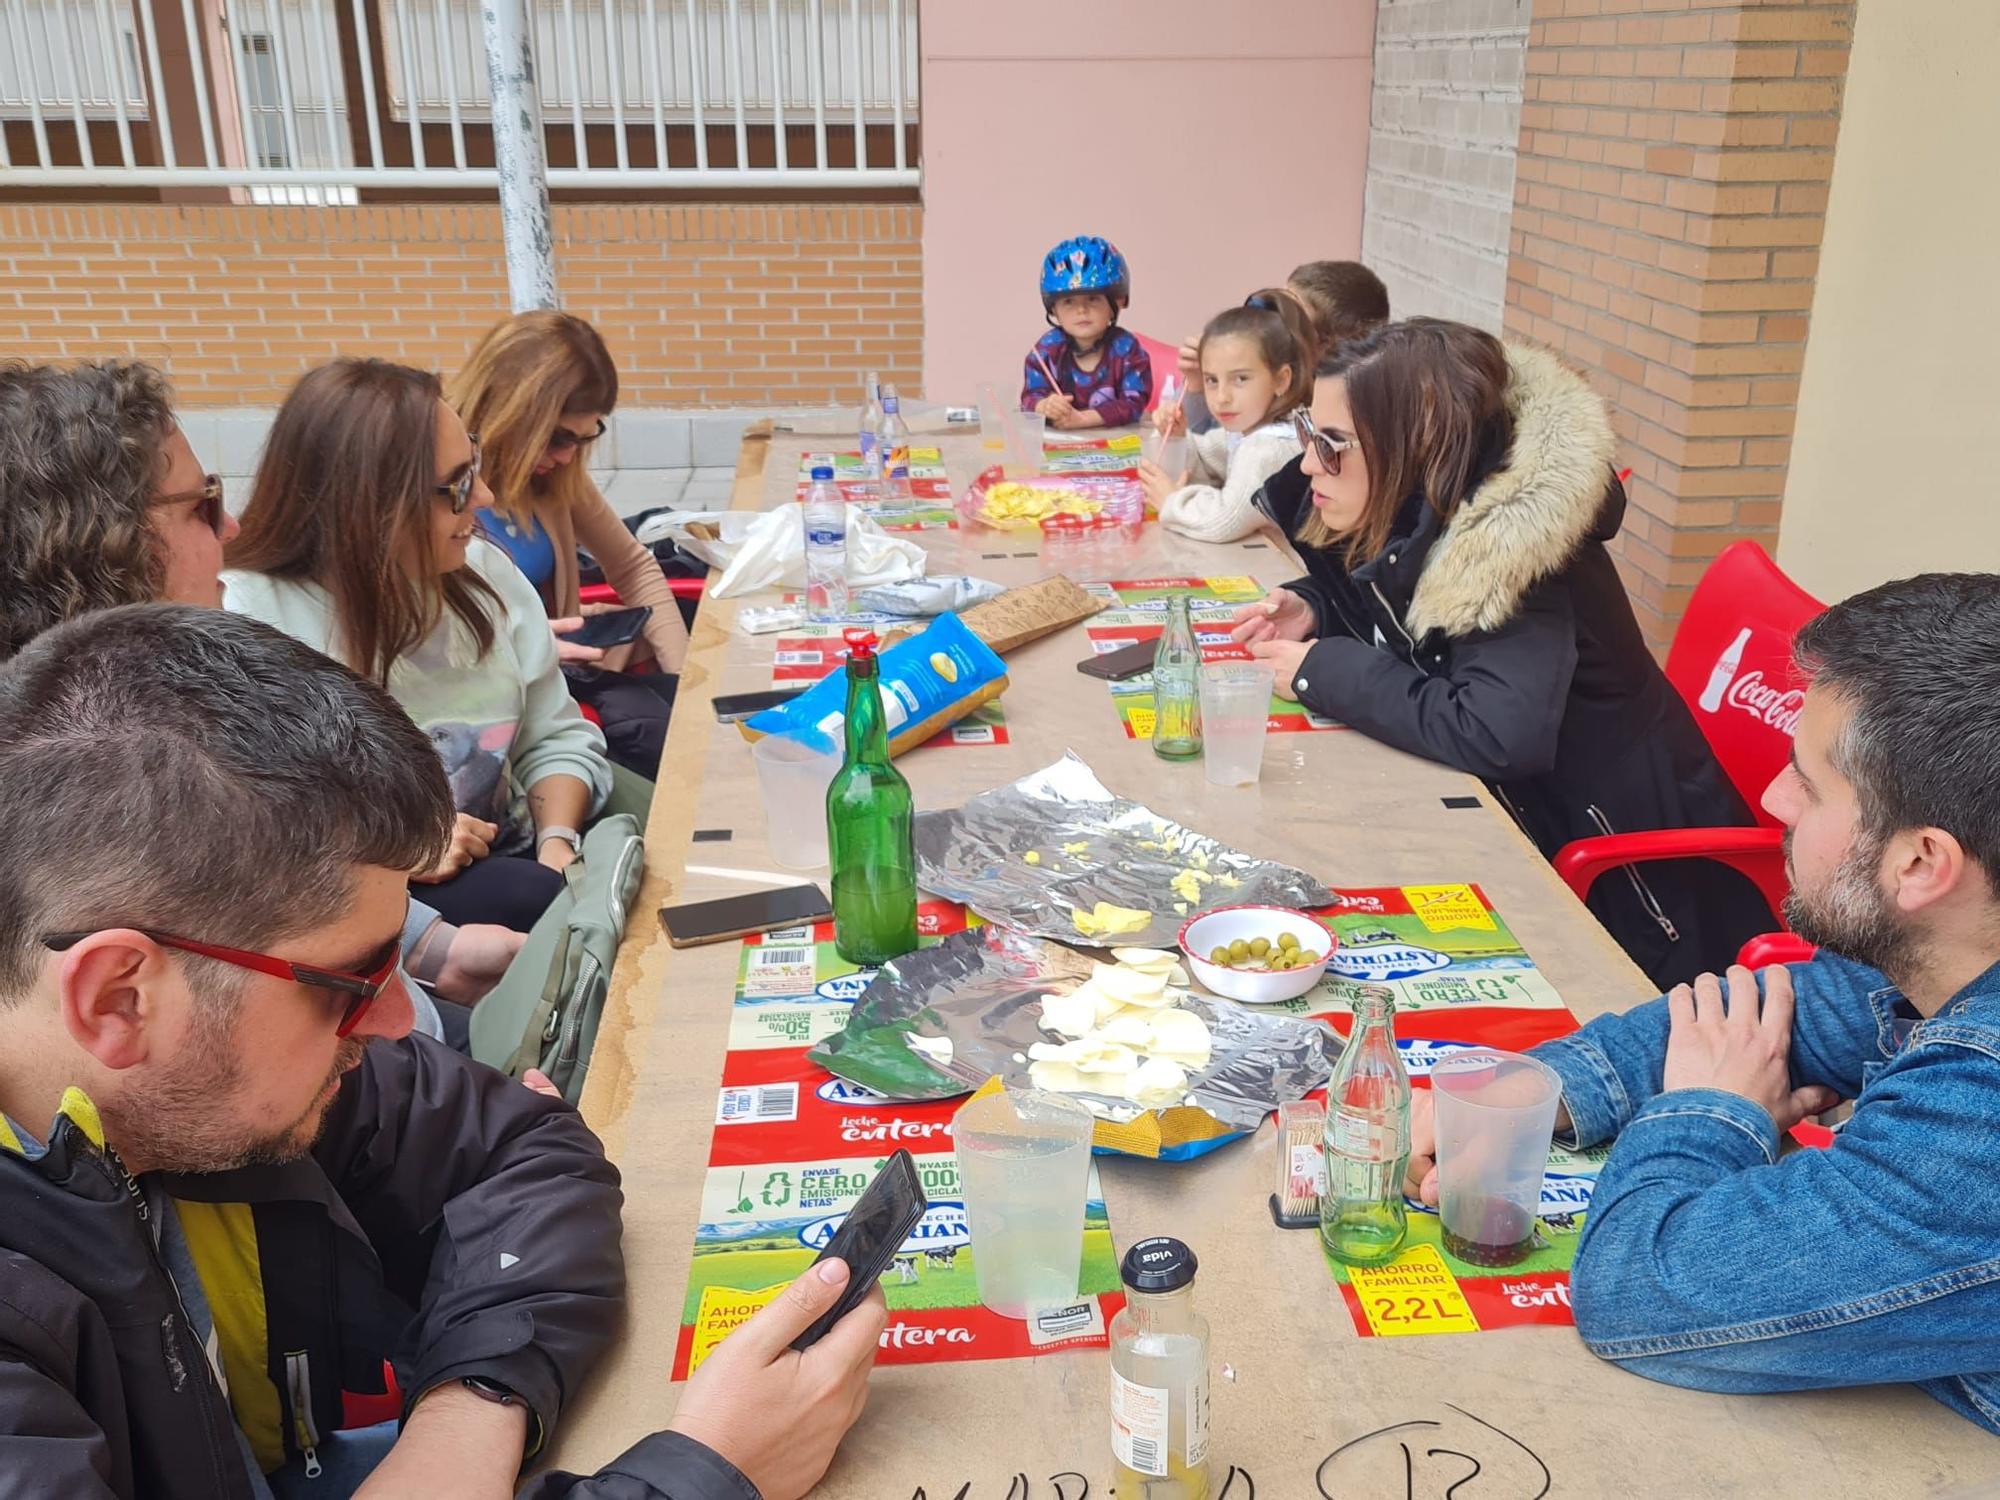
[1155,422,1303,545]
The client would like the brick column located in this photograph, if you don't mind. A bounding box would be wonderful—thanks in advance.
[1503,1,1854,650]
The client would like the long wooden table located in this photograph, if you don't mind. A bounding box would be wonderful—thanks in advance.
[547,427,1999,1497]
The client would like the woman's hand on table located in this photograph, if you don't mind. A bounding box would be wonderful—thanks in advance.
[412,813,498,884]
[1229,588,1316,646]
[669,1257,886,1500]
[1137,458,1184,509]
[549,616,606,666]
[1250,639,1312,699]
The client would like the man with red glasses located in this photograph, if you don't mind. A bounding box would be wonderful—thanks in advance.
[0,605,885,1499]
[0,359,523,1017]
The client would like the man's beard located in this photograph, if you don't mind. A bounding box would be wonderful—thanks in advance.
[1784,829,1921,981]
[106,1015,369,1176]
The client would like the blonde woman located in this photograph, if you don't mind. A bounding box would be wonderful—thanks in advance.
[448,311,688,775]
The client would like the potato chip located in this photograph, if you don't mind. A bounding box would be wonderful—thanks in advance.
[1111,947,1177,970]
[1071,901,1152,938]
[1124,1056,1189,1108]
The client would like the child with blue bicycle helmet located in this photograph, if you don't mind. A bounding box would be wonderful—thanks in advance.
[1021,235,1153,430]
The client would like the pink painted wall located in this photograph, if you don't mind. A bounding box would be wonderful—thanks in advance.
[917,0,1377,403]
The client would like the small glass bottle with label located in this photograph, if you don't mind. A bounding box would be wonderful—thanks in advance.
[1109,1237,1210,1500]
[1320,985,1411,1265]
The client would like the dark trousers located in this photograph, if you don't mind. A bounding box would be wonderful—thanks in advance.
[565,665,677,779]
[419,853,565,932]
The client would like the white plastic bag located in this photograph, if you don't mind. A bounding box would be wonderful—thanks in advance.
[707,502,928,599]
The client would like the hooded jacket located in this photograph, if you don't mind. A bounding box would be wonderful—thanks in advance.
[1258,343,1775,987]
[0,1035,754,1499]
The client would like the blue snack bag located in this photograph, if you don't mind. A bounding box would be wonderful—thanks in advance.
[740,612,1009,758]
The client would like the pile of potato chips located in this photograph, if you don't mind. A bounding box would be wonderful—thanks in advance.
[976,481,1104,530]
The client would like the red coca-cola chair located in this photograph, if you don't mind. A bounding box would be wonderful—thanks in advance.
[1552,542,1826,959]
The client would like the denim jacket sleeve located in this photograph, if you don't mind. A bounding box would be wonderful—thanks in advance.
[1565,1037,2000,1431]
[1531,954,1891,1148]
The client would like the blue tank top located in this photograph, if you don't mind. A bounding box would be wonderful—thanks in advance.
[475,507,556,591]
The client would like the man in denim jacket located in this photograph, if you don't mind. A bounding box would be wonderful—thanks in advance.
[1408,572,2000,1433]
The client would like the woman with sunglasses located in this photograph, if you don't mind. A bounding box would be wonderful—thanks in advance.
[448,312,687,777]
[1232,319,1773,988]
[224,358,613,934]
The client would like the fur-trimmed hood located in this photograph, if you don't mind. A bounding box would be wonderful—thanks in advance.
[1403,342,1617,640]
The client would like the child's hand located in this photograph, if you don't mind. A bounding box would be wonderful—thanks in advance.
[1177,336,1201,379]
[1137,457,1183,508]
[1036,392,1074,422]
[1150,403,1185,439]
[1053,407,1105,431]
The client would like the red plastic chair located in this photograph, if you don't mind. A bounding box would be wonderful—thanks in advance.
[1128,330,1184,414]
[1553,541,1825,934]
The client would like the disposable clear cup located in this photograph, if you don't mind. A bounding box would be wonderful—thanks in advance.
[1198,662,1274,787]
[977,382,1007,451]
[751,730,841,870]
[1431,1049,1565,1269]
[1143,427,1190,485]
[1002,409,1046,478]
[954,1088,1093,1319]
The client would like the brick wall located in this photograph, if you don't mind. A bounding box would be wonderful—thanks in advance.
[1504,1,1853,650]
[1362,0,1531,332]
[0,202,922,409]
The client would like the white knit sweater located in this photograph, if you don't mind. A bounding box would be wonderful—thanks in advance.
[1155,421,1302,544]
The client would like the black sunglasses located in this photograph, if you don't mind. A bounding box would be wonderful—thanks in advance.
[149,474,227,538]
[436,434,483,514]
[1292,410,1354,476]
[547,417,607,455]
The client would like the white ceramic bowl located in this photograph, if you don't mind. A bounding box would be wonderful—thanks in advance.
[1177,905,1337,1004]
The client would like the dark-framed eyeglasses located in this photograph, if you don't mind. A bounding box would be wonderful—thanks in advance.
[1292,410,1354,476]
[149,474,227,538]
[436,435,483,514]
[42,926,404,1038]
[546,417,607,456]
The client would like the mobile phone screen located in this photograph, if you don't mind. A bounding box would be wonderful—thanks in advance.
[712,686,807,722]
[1077,639,1158,681]
[560,606,653,650]
[658,883,832,947]
[790,1148,928,1350]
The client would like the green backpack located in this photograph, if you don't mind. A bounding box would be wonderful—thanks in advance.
[469,794,648,1104]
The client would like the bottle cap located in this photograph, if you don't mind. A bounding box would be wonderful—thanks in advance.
[1120,1236,1197,1293]
[810,465,834,481]
[842,628,879,661]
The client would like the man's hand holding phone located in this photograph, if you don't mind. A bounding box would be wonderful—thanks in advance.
[669,1259,886,1500]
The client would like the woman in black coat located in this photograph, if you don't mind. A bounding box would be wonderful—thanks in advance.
[1236,318,1773,989]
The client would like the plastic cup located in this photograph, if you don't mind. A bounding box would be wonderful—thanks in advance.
[1002,409,1046,478]
[1430,1049,1565,1268]
[977,382,1007,451]
[954,1088,1094,1319]
[1143,427,1189,485]
[1198,662,1274,787]
[751,730,841,870]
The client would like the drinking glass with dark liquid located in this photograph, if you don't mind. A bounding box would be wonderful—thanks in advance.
[1430,1050,1565,1271]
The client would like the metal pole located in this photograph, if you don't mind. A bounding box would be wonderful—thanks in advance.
[478,0,558,311]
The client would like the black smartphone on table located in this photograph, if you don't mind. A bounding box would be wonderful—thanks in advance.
[712,686,808,723]
[559,606,653,650]
[790,1148,928,1350]
[658,883,833,948]
[1077,638,1159,682]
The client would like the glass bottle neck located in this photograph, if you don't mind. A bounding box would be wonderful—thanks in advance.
[1125,1283,1197,1334]
[843,657,887,762]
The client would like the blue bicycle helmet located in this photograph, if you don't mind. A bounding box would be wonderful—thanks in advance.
[1040,235,1130,318]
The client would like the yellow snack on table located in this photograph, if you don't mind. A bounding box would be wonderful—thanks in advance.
[1071,901,1153,939]
[1023,851,1041,865]
[1169,868,1215,907]
[1062,841,1089,855]
[977,481,1105,530]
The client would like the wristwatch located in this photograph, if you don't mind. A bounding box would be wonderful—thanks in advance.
[460,1375,524,1409]
[537,824,582,855]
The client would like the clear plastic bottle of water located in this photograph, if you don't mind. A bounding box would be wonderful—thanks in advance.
[802,463,848,622]
[857,371,883,496]
[878,387,912,508]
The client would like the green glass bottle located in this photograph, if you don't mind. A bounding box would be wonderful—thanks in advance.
[1151,592,1204,761]
[826,629,919,966]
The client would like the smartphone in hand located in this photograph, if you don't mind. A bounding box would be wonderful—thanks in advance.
[790,1148,928,1350]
